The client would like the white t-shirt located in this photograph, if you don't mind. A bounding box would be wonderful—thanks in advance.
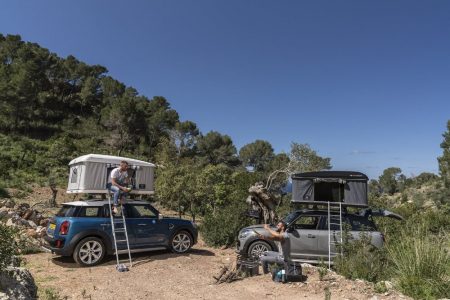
[110,167,128,185]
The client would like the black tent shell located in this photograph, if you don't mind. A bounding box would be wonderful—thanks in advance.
[291,171,368,207]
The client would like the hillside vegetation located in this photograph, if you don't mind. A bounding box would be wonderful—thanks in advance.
[1,34,449,299]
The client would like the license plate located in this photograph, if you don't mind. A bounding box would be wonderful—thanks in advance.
[49,224,56,230]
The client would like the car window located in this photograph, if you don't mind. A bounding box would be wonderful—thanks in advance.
[56,205,77,217]
[78,207,102,218]
[128,205,157,218]
[292,216,320,230]
[348,216,376,231]
[323,216,350,231]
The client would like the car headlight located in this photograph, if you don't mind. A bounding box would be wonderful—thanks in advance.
[239,229,254,239]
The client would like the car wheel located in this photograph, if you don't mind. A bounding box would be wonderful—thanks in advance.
[170,231,193,253]
[73,237,105,267]
[248,240,271,259]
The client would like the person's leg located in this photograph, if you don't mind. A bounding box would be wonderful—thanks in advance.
[260,251,280,274]
[109,185,120,206]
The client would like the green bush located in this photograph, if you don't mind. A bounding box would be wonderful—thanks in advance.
[0,223,18,269]
[201,201,251,247]
[387,224,450,299]
[334,227,389,282]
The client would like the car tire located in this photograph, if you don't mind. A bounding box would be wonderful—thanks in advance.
[247,240,272,259]
[73,237,106,267]
[170,230,193,253]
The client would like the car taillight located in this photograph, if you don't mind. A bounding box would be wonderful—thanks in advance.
[59,221,70,235]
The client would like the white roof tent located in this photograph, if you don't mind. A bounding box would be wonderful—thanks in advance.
[67,154,155,195]
[291,171,368,207]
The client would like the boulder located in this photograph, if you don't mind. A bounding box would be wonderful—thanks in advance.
[0,267,37,300]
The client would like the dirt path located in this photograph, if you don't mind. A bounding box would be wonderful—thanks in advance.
[25,245,408,300]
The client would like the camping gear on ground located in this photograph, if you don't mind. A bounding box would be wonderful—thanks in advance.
[291,171,369,207]
[67,154,155,195]
[270,261,302,283]
[236,255,260,277]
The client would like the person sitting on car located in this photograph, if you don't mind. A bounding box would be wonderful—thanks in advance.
[257,221,291,274]
[109,161,130,214]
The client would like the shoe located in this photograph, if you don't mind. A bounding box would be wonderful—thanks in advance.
[112,206,119,214]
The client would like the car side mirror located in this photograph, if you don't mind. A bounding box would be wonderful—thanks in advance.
[287,226,295,233]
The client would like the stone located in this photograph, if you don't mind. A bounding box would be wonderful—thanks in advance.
[26,229,38,238]
[0,267,37,300]
[0,207,9,218]
[27,220,37,229]
[39,218,49,227]
[4,200,15,208]
[21,209,33,220]
[6,218,15,227]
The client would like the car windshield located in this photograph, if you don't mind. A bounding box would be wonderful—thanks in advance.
[282,211,301,225]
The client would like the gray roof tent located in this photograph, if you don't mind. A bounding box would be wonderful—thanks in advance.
[67,154,155,195]
[291,171,368,207]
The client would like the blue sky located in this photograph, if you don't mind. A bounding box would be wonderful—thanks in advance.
[1,1,449,179]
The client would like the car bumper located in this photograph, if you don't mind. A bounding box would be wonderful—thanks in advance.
[43,235,72,256]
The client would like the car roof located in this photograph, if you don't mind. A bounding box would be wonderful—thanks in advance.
[291,209,363,217]
[61,200,151,207]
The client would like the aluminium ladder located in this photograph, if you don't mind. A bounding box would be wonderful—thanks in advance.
[107,193,132,272]
[327,202,343,270]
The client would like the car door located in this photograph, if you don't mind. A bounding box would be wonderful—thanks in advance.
[126,204,166,247]
[316,215,352,260]
[288,215,321,260]
[101,204,136,247]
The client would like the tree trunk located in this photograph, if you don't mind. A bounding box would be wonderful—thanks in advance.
[247,183,278,224]
[49,185,58,207]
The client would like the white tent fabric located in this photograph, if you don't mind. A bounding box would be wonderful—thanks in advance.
[67,154,155,194]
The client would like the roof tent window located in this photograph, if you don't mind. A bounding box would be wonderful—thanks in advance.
[314,182,343,202]
[70,167,78,183]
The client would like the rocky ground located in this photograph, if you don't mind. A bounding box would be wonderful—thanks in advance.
[24,244,409,300]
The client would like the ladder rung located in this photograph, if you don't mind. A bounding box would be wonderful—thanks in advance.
[115,229,126,232]
[116,239,128,242]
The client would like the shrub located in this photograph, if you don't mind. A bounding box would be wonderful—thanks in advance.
[201,201,251,247]
[387,224,450,299]
[334,226,389,282]
[0,223,18,269]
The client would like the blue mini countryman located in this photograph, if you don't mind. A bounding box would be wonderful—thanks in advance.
[44,200,198,266]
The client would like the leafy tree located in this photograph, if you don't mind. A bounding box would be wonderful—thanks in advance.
[170,121,199,157]
[239,140,274,172]
[155,160,200,220]
[379,167,402,195]
[438,120,450,187]
[368,179,382,197]
[265,143,331,190]
[195,164,234,214]
[196,131,240,167]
